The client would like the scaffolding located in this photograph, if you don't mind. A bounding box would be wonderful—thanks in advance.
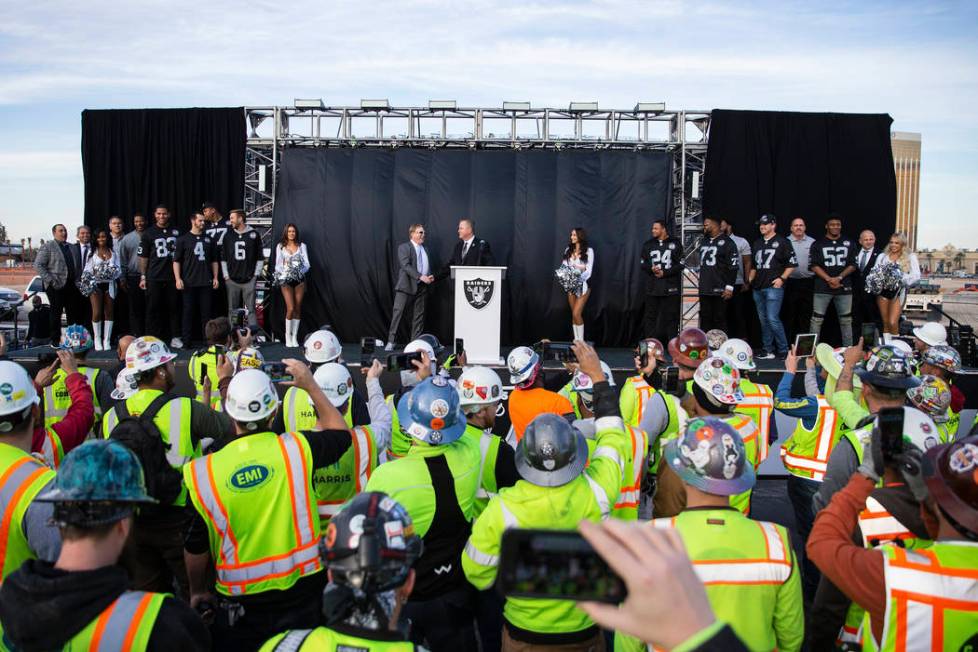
[243,103,709,326]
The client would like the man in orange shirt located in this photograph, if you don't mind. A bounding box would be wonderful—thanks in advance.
[506,346,574,445]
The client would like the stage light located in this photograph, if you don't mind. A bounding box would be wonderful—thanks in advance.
[294,98,325,110]
[569,102,599,112]
[258,165,269,192]
[634,102,666,113]
[429,100,457,110]
[691,171,701,199]
[503,101,531,111]
[248,112,267,138]
[361,99,391,110]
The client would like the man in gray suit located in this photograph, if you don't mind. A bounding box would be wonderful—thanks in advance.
[34,223,78,343]
[386,223,434,350]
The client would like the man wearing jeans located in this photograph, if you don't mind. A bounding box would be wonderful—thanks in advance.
[809,214,858,345]
[750,214,796,359]
[118,213,147,335]
[221,209,264,328]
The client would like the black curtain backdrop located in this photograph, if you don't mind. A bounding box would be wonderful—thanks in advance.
[272,148,672,347]
[703,109,896,239]
[81,108,245,232]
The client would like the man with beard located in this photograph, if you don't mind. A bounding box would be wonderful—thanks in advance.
[202,202,231,318]
[697,217,739,333]
[99,336,233,598]
[640,219,684,344]
[138,205,182,347]
[119,213,148,335]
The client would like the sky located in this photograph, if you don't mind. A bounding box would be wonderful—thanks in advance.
[1,0,976,249]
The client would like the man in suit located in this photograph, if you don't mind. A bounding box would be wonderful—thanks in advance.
[853,228,882,335]
[436,218,494,279]
[70,225,93,331]
[33,223,77,343]
[386,223,433,350]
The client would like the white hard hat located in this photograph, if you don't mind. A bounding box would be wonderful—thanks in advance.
[507,346,540,385]
[912,322,947,347]
[313,363,354,408]
[304,330,342,364]
[875,407,943,452]
[111,369,139,401]
[225,369,280,422]
[718,338,756,371]
[457,366,503,406]
[570,361,616,392]
[404,339,435,359]
[0,360,39,421]
[883,334,913,356]
[233,347,265,372]
[125,336,177,373]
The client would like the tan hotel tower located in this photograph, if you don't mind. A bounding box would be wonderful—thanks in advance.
[891,131,921,251]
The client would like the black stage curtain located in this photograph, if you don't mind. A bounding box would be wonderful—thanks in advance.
[81,108,245,232]
[703,109,896,244]
[272,148,672,347]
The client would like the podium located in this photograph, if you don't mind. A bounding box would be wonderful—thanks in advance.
[451,266,507,365]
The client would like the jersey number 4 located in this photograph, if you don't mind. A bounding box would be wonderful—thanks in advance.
[193,241,207,262]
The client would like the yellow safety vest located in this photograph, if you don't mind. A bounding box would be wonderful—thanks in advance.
[735,380,774,463]
[313,425,376,524]
[188,347,223,411]
[183,431,322,597]
[725,414,760,515]
[67,590,166,651]
[282,386,353,432]
[38,428,64,469]
[780,397,843,481]
[42,366,102,436]
[0,443,56,578]
[611,425,649,520]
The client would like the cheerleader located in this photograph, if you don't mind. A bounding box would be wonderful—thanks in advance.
[83,229,121,350]
[275,223,310,346]
[873,231,920,335]
[562,227,594,341]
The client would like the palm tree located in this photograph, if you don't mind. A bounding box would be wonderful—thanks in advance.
[954,251,965,270]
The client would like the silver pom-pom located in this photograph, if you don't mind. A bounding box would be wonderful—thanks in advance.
[865,261,904,296]
[554,263,584,295]
[273,253,307,286]
[77,272,97,297]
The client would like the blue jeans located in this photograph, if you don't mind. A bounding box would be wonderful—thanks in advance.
[753,287,788,353]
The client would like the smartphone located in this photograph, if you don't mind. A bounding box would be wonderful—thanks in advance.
[637,341,650,369]
[200,363,209,384]
[658,366,680,393]
[231,308,248,329]
[878,407,904,463]
[497,529,626,604]
[386,350,423,372]
[361,337,377,367]
[794,333,818,358]
[544,342,577,363]
[455,337,465,358]
[862,323,878,351]
[262,362,293,383]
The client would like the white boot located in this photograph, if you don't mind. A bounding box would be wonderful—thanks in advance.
[92,322,103,351]
[292,320,301,347]
[574,323,585,342]
[103,320,113,351]
[286,320,296,347]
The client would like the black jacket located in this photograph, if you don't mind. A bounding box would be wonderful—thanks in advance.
[697,235,739,296]
[640,237,684,296]
[436,236,494,281]
[0,560,210,651]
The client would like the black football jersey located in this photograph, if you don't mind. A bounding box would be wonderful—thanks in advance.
[174,232,216,287]
[205,219,231,248]
[137,225,180,281]
[751,235,797,289]
[697,235,739,296]
[810,236,858,294]
[222,228,265,282]
[640,237,684,296]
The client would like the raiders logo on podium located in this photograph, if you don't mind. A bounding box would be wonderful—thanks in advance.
[464,278,494,310]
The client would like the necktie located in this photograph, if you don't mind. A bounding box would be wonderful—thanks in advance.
[417,246,426,275]
[859,250,868,271]
[82,245,89,267]
[462,241,470,259]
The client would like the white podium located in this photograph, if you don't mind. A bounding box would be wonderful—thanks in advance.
[451,266,507,365]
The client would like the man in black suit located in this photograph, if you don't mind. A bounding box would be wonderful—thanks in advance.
[386,223,433,350]
[853,228,882,334]
[69,225,93,330]
[437,218,494,275]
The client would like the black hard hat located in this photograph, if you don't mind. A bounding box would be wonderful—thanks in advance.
[855,345,921,390]
[322,492,422,593]
[515,413,588,487]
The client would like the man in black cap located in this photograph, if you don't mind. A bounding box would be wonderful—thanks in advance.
[749,214,796,359]
[201,202,230,318]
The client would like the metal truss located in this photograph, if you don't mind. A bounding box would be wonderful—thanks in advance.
[243,104,710,325]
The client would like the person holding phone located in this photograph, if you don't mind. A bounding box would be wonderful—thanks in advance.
[749,214,797,359]
[464,341,629,652]
[640,220,684,344]
[809,214,858,345]
[188,317,232,411]
[615,416,803,652]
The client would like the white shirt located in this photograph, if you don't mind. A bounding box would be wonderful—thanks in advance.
[873,251,921,287]
[415,243,429,276]
[729,234,751,285]
[461,236,475,258]
[857,247,874,272]
[79,242,92,268]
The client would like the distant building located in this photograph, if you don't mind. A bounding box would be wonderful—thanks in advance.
[892,131,921,251]
[917,246,978,275]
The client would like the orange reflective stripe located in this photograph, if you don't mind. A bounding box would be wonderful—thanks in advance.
[206,456,239,565]
[89,596,116,651]
[282,433,316,546]
[121,593,154,650]
[0,460,48,569]
[277,435,304,548]
[632,379,653,422]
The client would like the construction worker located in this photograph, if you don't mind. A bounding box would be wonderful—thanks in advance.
[506,345,574,444]
[810,408,938,650]
[772,346,846,602]
[570,361,648,520]
[183,361,354,649]
[100,335,233,596]
[463,341,629,652]
[281,328,371,430]
[0,440,209,650]
[918,344,965,429]
[0,360,62,643]
[188,316,232,411]
[907,374,955,442]
[307,360,391,524]
[616,416,804,652]
[42,324,112,437]
[30,349,95,468]
[365,376,482,651]
[260,492,424,651]
[618,338,665,428]
[815,343,922,512]
[809,434,978,650]
[457,365,519,652]
[384,338,437,459]
[717,338,776,464]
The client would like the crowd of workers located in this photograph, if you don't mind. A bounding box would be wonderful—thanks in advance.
[0,312,974,651]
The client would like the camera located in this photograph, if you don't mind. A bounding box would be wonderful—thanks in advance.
[386,351,423,373]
